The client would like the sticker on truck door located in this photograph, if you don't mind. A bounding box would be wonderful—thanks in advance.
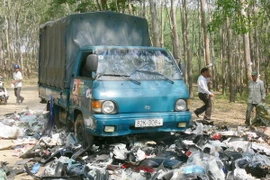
[72,79,80,95]
[72,79,85,95]
[86,88,92,98]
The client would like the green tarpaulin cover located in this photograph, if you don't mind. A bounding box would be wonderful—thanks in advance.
[39,11,151,89]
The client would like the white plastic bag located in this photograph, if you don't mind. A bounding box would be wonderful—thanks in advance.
[0,122,21,138]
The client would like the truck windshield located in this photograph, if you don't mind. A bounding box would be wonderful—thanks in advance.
[95,48,182,80]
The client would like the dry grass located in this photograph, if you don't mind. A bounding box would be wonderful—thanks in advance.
[190,91,253,127]
[23,77,38,85]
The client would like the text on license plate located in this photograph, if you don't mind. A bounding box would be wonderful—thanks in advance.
[135,118,163,127]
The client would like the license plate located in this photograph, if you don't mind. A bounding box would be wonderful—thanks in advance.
[135,118,163,127]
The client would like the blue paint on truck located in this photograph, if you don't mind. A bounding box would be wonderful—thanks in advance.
[38,12,191,145]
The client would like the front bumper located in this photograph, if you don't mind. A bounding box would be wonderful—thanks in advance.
[85,111,192,136]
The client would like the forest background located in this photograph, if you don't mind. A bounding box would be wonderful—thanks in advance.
[0,0,270,102]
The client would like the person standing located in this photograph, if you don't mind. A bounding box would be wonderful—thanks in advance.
[194,67,214,120]
[12,64,24,104]
[245,71,265,125]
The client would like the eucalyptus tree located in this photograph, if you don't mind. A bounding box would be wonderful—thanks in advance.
[149,0,160,47]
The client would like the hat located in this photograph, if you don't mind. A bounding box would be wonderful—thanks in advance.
[251,71,258,76]
[14,64,20,69]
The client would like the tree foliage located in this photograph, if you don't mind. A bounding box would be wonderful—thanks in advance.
[209,0,267,34]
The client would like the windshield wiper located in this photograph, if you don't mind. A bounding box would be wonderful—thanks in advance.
[97,73,130,78]
[96,73,141,85]
[135,70,174,84]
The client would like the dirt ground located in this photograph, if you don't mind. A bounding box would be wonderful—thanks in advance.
[0,85,45,117]
[190,93,248,127]
[0,83,250,179]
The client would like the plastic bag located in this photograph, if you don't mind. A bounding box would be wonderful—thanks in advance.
[0,122,21,139]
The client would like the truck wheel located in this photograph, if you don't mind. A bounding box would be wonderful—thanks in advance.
[74,114,93,148]
[66,119,74,132]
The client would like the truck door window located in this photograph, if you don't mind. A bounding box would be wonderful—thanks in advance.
[79,52,93,78]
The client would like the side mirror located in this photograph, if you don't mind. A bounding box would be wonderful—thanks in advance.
[178,62,186,75]
[86,54,98,72]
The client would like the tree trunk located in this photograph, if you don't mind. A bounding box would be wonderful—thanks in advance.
[149,0,160,47]
[226,19,235,102]
[220,27,226,95]
[254,28,260,73]
[115,0,120,12]
[197,1,202,73]
[210,34,218,90]
[240,0,252,83]
[200,0,211,66]
[237,35,244,96]
[4,0,11,66]
[243,33,252,82]
[128,1,133,15]
[264,59,269,93]
[95,0,102,11]
[170,0,180,60]
[160,1,165,48]
[15,4,23,70]
[180,2,187,81]
[0,36,2,66]
[100,0,108,10]
[142,0,146,17]
[183,0,193,97]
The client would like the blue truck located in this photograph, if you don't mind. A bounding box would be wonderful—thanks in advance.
[38,11,191,146]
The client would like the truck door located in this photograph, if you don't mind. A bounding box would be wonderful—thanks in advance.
[70,52,95,121]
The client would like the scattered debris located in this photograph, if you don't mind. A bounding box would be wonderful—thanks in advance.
[0,110,270,180]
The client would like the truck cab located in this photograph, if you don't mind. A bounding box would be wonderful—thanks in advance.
[68,46,191,143]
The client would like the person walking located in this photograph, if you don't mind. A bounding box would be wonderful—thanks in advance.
[12,64,24,104]
[245,71,265,126]
[194,67,214,120]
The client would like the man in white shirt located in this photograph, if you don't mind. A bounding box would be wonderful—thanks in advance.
[194,67,214,120]
[12,64,24,104]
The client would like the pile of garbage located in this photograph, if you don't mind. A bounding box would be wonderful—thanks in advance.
[0,110,270,180]
[0,109,48,140]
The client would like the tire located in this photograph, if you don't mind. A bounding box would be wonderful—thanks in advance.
[66,119,74,132]
[74,114,94,148]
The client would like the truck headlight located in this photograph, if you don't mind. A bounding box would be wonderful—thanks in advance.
[92,100,117,114]
[175,99,187,111]
[102,101,116,114]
